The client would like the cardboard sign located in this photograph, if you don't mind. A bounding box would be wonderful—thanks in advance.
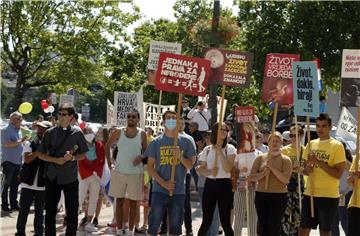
[292,61,320,117]
[340,78,360,107]
[106,99,115,126]
[143,102,176,133]
[341,49,360,78]
[81,105,90,121]
[235,106,255,123]
[59,94,74,106]
[147,41,182,85]
[155,53,210,96]
[336,107,357,143]
[204,48,253,87]
[114,91,138,127]
[262,53,300,105]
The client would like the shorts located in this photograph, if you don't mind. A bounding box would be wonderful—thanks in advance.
[109,170,142,201]
[300,195,338,231]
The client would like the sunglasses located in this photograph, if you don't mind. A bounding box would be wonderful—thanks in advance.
[127,115,137,119]
[58,112,69,116]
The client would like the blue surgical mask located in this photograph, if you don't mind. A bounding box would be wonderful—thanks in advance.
[165,119,177,130]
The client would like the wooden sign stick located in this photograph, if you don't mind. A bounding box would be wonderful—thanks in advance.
[155,90,163,134]
[306,116,315,218]
[265,102,278,189]
[214,85,226,171]
[169,93,183,196]
[295,116,302,211]
[353,107,360,205]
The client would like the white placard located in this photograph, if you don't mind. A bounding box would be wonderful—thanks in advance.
[59,94,74,106]
[341,49,360,78]
[143,102,176,133]
[147,40,182,70]
[336,107,357,143]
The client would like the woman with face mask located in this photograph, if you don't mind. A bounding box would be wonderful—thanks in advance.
[77,127,106,233]
[197,123,236,236]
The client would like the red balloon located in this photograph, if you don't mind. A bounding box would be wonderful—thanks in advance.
[41,99,47,105]
[79,122,86,130]
[41,102,49,109]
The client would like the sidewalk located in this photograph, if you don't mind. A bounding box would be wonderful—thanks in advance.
[0,195,343,236]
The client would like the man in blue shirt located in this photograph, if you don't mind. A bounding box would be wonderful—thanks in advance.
[145,110,196,236]
[1,111,26,212]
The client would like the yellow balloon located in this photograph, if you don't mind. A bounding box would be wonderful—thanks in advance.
[18,102,33,114]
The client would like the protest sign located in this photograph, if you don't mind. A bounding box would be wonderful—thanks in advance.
[336,107,357,143]
[147,41,182,85]
[143,102,176,133]
[81,105,90,122]
[235,106,255,123]
[155,52,211,96]
[341,49,360,78]
[198,94,227,122]
[292,61,320,117]
[114,91,138,127]
[106,99,115,126]
[59,94,74,106]
[340,78,360,107]
[262,53,300,105]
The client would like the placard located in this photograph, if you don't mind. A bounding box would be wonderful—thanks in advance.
[336,107,357,143]
[235,106,255,123]
[341,49,360,78]
[114,91,138,127]
[292,61,319,117]
[59,94,74,106]
[340,78,360,107]
[155,53,210,96]
[143,103,176,133]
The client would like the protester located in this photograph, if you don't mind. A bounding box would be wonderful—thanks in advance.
[233,148,261,235]
[248,131,292,236]
[145,110,196,236]
[38,103,88,236]
[197,122,236,236]
[15,121,52,236]
[347,154,360,236]
[181,97,192,134]
[106,109,147,236]
[78,126,106,232]
[1,111,26,212]
[299,113,346,236]
[280,125,305,236]
[187,101,211,136]
[331,141,353,236]
[255,132,268,153]
[282,130,291,146]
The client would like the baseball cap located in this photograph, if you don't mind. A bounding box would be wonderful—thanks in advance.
[36,121,52,129]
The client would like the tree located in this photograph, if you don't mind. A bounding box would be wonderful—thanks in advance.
[0,0,140,111]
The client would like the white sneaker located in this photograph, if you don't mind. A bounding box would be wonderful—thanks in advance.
[122,229,129,236]
[116,228,123,236]
[84,223,97,233]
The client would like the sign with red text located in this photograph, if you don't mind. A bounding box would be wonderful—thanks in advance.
[262,53,300,105]
[235,106,255,123]
[155,52,211,96]
[341,49,360,78]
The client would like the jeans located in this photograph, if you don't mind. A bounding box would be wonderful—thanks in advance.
[1,161,20,209]
[331,191,352,236]
[198,187,220,236]
[16,188,45,236]
[198,178,234,236]
[45,178,79,236]
[148,192,185,236]
[255,192,287,236]
[184,173,193,233]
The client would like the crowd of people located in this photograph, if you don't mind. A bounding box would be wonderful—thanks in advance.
[1,100,359,236]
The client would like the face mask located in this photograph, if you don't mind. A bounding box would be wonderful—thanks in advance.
[84,133,95,143]
[165,119,177,130]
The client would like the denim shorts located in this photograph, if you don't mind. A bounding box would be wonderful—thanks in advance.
[147,192,185,236]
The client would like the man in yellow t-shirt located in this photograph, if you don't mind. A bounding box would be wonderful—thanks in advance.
[299,114,346,236]
[347,157,360,236]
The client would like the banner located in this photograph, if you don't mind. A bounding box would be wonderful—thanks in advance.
[59,94,74,106]
[147,41,182,85]
[204,48,254,87]
[341,49,360,78]
[340,78,360,107]
[198,94,227,122]
[114,91,138,127]
[262,53,300,105]
[235,106,255,123]
[156,52,211,96]
[106,99,115,126]
[292,61,319,117]
[336,107,357,143]
[143,103,176,133]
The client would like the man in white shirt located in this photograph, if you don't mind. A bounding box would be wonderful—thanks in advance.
[187,101,211,136]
